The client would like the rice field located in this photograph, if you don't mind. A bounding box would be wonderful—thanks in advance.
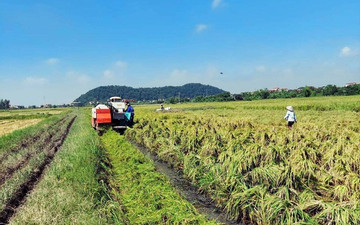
[1,95,360,224]
[0,108,70,136]
[0,119,43,136]
[126,95,360,224]
[0,108,65,117]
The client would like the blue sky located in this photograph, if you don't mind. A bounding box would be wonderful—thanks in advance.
[0,0,359,106]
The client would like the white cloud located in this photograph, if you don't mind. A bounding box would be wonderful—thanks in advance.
[103,70,114,79]
[340,46,357,57]
[101,60,128,84]
[212,0,222,9]
[340,46,351,56]
[195,24,208,33]
[115,60,128,68]
[23,76,47,86]
[45,58,59,65]
[67,71,91,85]
[256,65,266,72]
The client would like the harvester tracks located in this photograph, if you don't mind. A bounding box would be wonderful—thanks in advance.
[130,141,241,225]
[0,116,68,164]
[0,115,76,224]
[0,116,71,187]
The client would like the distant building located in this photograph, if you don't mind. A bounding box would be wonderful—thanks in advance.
[88,101,99,106]
[269,87,280,92]
[269,87,289,93]
[345,82,359,87]
[10,105,25,109]
[125,99,136,103]
[71,102,81,107]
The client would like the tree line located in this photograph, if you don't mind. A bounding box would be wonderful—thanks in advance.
[0,99,10,109]
[191,84,360,103]
[237,84,360,101]
[75,83,225,105]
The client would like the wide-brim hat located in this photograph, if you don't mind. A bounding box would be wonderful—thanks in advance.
[286,106,294,111]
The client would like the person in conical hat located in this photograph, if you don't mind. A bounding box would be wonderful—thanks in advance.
[284,106,297,129]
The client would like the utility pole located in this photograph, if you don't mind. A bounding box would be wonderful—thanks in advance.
[178,92,181,103]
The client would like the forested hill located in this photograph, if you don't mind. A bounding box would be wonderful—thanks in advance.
[74,83,225,104]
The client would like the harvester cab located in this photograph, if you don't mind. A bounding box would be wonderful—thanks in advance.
[108,96,126,112]
[91,96,129,134]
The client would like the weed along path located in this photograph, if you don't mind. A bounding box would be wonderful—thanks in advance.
[132,141,240,225]
[0,114,76,224]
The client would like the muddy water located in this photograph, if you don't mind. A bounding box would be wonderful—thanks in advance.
[131,142,243,225]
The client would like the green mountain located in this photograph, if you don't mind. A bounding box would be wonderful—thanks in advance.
[74,83,226,104]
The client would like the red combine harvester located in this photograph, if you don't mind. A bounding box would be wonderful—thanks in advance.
[91,96,129,133]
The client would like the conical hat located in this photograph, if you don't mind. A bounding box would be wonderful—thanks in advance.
[286,106,294,111]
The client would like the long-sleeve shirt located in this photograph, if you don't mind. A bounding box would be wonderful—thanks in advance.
[126,105,134,115]
[284,111,297,122]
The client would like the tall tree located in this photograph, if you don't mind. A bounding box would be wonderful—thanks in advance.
[0,99,10,109]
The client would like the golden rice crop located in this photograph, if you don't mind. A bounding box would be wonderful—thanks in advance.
[0,119,43,136]
[126,95,360,224]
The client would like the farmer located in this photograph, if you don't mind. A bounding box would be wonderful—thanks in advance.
[125,100,134,126]
[284,106,297,129]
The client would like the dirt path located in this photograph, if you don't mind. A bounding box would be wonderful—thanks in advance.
[131,141,243,225]
[0,116,76,224]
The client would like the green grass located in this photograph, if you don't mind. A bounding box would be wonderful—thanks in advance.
[0,113,53,121]
[0,108,68,116]
[0,116,77,213]
[101,130,219,224]
[9,109,114,225]
[0,111,68,156]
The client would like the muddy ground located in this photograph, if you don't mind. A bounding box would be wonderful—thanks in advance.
[131,141,244,225]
